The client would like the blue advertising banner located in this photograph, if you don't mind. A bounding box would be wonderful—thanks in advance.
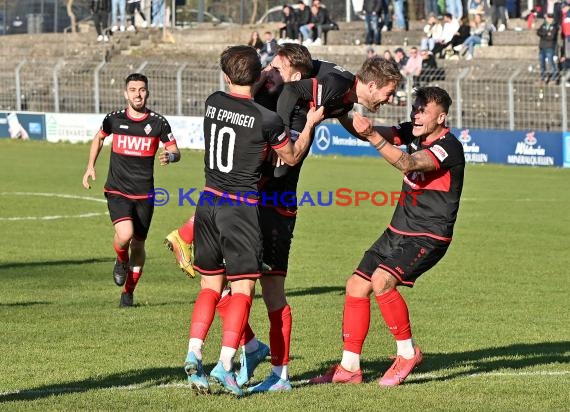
[311,123,563,167]
[563,133,570,168]
[0,111,46,140]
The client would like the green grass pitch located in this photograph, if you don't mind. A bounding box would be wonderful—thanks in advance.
[0,139,569,410]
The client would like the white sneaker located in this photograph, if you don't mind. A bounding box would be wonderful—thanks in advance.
[103,35,109,42]
[141,21,148,28]
[453,44,463,52]
[381,26,388,32]
[302,38,313,46]
[120,25,126,32]
[97,35,103,42]
[312,37,322,46]
[127,25,136,32]
[465,53,473,60]
[498,24,505,32]
[111,25,118,32]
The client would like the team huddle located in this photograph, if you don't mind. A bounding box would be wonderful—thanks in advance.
[82,44,465,395]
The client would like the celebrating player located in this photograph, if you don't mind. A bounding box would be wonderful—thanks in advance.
[310,86,465,386]
[82,72,180,308]
[182,45,323,396]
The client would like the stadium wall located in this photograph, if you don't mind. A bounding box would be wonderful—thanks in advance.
[0,111,566,168]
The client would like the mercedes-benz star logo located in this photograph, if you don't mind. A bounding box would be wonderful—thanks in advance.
[315,125,331,151]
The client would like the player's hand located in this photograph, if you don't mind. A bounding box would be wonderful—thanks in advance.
[159,150,169,166]
[307,106,325,128]
[82,167,95,189]
[352,112,375,139]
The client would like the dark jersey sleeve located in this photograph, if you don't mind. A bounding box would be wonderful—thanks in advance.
[276,80,313,128]
[156,115,176,147]
[391,122,415,146]
[426,135,465,170]
[101,113,113,137]
[264,110,289,149]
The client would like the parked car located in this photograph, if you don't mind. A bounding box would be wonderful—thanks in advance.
[175,8,234,28]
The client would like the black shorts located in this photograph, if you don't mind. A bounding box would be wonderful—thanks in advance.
[260,206,297,276]
[193,195,262,281]
[354,228,449,287]
[106,193,154,240]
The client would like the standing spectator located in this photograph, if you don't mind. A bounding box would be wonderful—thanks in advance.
[82,73,181,308]
[297,0,313,43]
[247,31,264,52]
[446,0,464,19]
[91,0,111,42]
[309,86,465,388]
[421,13,443,52]
[380,0,392,31]
[537,13,560,83]
[560,2,570,73]
[363,0,382,45]
[182,45,322,396]
[425,0,440,19]
[126,0,147,31]
[152,0,166,28]
[468,0,487,17]
[401,46,423,76]
[259,31,278,67]
[111,0,127,32]
[491,0,509,31]
[393,0,407,30]
[279,5,299,41]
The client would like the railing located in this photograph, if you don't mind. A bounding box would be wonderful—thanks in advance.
[0,58,568,132]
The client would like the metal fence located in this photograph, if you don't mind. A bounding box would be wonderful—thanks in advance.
[1,58,568,131]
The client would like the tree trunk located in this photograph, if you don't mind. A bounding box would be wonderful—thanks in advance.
[66,0,77,33]
[249,0,258,25]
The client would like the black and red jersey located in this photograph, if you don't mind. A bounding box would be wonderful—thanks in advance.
[203,91,288,197]
[276,60,356,129]
[389,122,465,241]
[101,108,176,198]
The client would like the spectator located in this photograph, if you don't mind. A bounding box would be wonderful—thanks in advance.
[111,0,127,32]
[401,46,423,76]
[468,0,487,17]
[297,0,313,43]
[446,0,463,19]
[454,14,493,60]
[425,0,440,20]
[259,31,278,67]
[537,13,560,84]
[91,0,111,42]
[366,46,378,58]
[152,0,166,28]
[392,0,407,30]
[491,0,508,31]
[247,31,264,52]
[126,0,147,31]
[363,0,382,45]
[431,13,460,58]
[383,49,396,63]
[311,0,337,45]
[560,2,570,73]
[421,13,443,52]
[393,47,408,71]
[380,0,392,31]
[279,5,299,41]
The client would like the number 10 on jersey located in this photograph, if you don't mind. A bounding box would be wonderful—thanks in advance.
[208,123,235,173]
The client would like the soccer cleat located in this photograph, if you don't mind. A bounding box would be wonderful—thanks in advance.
[119,292,133,307]
[236,341,270,387]
[184,352,210,394]
[210,361,243,396]
[113,259,129,286]
[164,230,195,278]
[378,346,423,387]
[308,364,363,384]
[248,372,292,393]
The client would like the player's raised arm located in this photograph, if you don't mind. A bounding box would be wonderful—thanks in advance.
[82,130,106,189]
[352,112,436,174]
[274,106,324,166]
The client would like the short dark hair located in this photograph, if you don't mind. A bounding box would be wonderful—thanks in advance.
[276,43,313,76]
[356,57,402,88]
[413,86,452,113]
[220,45,261,86]
[125,73,148,88]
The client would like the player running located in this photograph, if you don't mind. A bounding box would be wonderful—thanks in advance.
[82,72,180,307]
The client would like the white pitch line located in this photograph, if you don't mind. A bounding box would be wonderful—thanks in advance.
[0,192,107,221]
[2,370,569,397]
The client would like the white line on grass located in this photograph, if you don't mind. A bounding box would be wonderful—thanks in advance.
[0,192,108,221]
[2,370,569,397]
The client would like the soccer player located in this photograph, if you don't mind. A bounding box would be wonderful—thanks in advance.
[309,86,465,386]
[183,45,323,396]
[82,72,180,308]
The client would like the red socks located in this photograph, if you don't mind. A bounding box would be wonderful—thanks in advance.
[375,289,412,340]
[221,293,252,349]
[217,293,256,346]
[113,243,129,263]
[178,216,195,244]
[342,295,370,354]
[189,288,221,340]
[123,269,142,294]
[268,305,292,365]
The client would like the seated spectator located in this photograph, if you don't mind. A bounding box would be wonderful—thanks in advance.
[421,13,443,52]
[393,47,408,71]
[297,0,313,43]
[383,49,396,63]
[453,14,493,60]
[366,47,377,58]
[279,5,299,41]
[259,31,278,67]
[247,31,264,52]
[416,48,445,85]
[468,0,487,17]
[431,13,461,58]
[310,0,338,46]
[401,46,423,76]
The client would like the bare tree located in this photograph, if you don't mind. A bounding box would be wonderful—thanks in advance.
[66,0,77,33]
